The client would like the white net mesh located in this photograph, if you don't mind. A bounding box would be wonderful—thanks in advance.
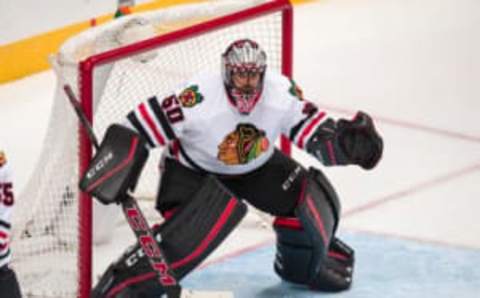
[11,0,288,296]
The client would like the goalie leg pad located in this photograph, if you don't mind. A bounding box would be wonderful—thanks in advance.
[273,167,351,292]
[328,237,355,269]
[273,218,355,292]
[294,167,341,262]
[92,176,247,298]
[309,236,355,292]
[273,217,316,284]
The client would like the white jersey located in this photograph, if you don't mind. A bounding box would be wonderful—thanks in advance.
[125,70,328,175]
[0,155,13,267]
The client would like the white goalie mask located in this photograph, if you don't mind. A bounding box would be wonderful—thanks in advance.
[222,39,267,115]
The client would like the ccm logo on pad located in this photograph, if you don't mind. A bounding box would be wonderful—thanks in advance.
[86,151,114,179]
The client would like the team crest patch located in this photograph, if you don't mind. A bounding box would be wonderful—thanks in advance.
[289,79,304,100]
[217,123,270,165]
[178,85,204,108]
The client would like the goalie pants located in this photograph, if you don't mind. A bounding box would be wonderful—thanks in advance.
[156,149,308,217]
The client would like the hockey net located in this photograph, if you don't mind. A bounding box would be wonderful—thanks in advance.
[11,0,292,297]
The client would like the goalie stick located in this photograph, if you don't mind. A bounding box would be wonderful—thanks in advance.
[60,81,233,298]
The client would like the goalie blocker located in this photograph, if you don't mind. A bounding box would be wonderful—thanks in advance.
[79,124,149,205]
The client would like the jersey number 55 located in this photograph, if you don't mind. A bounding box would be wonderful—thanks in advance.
[0,182,14,206]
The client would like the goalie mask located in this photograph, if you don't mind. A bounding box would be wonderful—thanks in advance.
[222,39,267,115]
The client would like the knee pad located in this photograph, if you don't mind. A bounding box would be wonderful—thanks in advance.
[92,176,247,298]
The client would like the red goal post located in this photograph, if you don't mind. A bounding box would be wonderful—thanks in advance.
[13,1,293,297]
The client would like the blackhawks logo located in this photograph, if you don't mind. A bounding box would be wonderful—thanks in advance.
[217,123,270,165]
[178,85,204,108]
[289,79,304,100]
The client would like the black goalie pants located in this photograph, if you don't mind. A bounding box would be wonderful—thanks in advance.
[156,149,310,217]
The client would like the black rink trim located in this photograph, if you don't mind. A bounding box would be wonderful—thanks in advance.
[127,112,155,147]
[149,96,176,140]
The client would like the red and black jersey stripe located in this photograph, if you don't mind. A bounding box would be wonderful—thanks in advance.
[0,219,11,265]
[127,112,155,147]
[126,96,177,148]
[289,102,327,149]
[0,220,10,230]
[148,97,176,140]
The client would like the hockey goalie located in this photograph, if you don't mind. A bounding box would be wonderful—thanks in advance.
[0,150,22,297]
[80,39,383,297]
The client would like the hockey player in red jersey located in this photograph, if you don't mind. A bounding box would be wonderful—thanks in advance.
[0,150,22,298]
[83,39,383,297]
